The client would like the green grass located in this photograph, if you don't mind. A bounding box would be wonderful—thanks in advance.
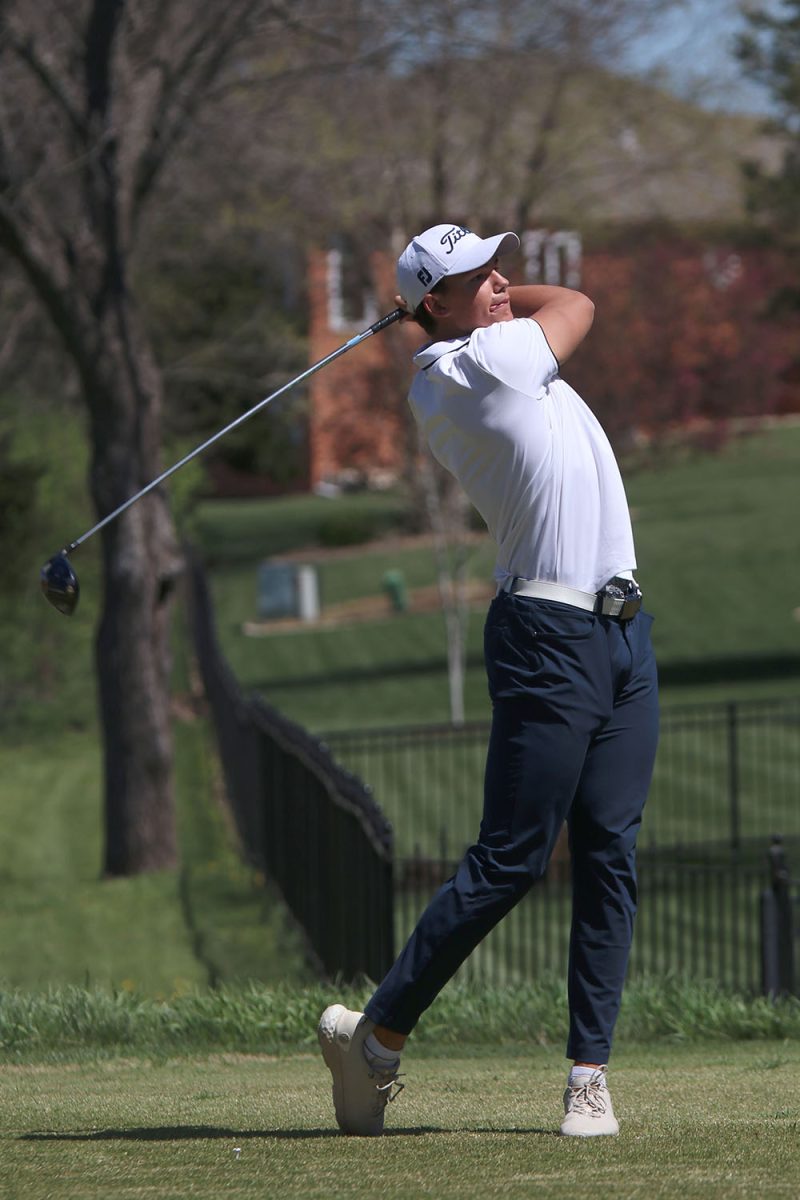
[0,719,311,995]
[192,489,413,564]
[0,732,201,993]
[320,697,800,867]
[215,607,480,731]
[1,1040,799,1198]
[2,977,798,1065]
[197,425,800,731]
[627,428,800,668]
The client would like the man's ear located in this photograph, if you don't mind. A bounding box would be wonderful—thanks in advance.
[422,291,448,318]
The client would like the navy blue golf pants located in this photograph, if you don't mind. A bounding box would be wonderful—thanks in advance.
[365,591,659,1063]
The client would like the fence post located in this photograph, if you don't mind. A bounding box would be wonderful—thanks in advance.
[760,835,795,998]
[726,701,741,851]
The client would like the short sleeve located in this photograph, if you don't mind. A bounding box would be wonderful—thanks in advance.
[469,318,559,397]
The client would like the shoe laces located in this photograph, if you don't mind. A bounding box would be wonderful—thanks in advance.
[364,1048,405,1106]
[567,1072,609,1116]
[376,1073,405,1104]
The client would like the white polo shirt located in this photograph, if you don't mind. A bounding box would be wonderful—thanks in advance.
[408,318,636,594]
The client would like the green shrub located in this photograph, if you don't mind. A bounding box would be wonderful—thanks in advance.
[316,509,379,546]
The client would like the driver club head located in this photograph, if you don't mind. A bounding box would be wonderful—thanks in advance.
[41,552,80,616]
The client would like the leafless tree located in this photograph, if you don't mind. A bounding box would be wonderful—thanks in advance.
[0,0,347,874]
[256,0,704,234]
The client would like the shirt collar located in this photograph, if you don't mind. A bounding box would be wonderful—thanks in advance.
[413,336,471,370]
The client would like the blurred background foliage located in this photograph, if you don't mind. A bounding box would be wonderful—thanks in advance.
[1,1,798,508]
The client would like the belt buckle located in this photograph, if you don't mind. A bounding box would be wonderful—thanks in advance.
[599,579,642,621]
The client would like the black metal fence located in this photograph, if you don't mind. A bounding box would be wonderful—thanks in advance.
[186,544,799,993]
[187,556,395,981]
[383,835,784,994]
[761,836,799,997]
[323,699,800,993]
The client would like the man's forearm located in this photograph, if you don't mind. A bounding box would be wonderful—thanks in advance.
[508,284,589,318]
[508,284,595,363]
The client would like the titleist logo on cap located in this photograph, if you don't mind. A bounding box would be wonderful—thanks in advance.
[440,226,470,254]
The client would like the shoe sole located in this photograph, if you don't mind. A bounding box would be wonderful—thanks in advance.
[318,1004,349,1069]
[318,1004,384,1137]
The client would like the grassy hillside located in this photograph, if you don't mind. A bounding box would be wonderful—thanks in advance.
[0,718,312,994]
[629,427,800,669]
[197,425,800,732]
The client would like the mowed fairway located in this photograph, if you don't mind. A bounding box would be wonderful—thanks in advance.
[1,1043,798,1199]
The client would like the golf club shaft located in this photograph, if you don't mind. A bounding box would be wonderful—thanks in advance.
[62,307,405,555]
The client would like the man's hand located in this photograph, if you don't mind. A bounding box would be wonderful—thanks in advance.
[393,294,416,322]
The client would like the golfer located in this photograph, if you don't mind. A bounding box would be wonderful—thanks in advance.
[318,223,659,1138]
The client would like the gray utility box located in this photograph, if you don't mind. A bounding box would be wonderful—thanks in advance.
[258,561,320,622]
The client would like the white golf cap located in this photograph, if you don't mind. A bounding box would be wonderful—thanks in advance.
[397,224,519,312]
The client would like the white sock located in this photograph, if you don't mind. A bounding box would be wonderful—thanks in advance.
[365,1031,400,1064]
[569,1065,607,1086]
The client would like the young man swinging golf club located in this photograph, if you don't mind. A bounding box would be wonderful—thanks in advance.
[318,223,659,1137]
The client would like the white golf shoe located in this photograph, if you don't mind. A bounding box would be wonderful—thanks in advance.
[559,1067,619,1137]
[317,1004,404,1136]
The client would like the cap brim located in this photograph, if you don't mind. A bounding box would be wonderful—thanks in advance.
[450,231,520,275]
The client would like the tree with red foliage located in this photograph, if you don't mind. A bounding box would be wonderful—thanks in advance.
[567,235,800,453]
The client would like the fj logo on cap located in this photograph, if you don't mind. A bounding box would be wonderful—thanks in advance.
[417,266,433,286]
[440,226,470,254]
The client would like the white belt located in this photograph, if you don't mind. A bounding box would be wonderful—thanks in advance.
[499,575,643,620]
[499,577,596,611]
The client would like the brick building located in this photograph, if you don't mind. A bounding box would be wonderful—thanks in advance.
[307,246,421,491]
[307,229,800,489]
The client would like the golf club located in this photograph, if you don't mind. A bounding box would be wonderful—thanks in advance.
[40,306,405,616]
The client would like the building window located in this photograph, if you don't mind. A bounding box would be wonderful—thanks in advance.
[522,230,582,288]
[327,236,379,331]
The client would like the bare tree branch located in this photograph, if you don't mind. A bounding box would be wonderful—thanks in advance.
[0,197,96,388]
[2,23,86,141]
[514,66,570,229]
[84,0,124,121]
[0,295,35,375]
[130,0,265,230]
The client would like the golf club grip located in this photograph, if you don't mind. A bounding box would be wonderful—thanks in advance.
[369,307,405,334]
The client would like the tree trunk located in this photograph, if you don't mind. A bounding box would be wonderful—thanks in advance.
[418,443,469,727]
[88,303,181,876]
